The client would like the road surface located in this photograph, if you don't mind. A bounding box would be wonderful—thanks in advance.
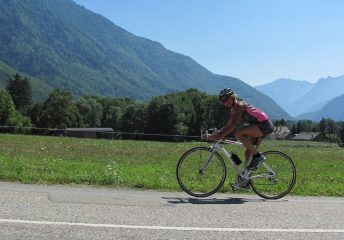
[0,182,344,239]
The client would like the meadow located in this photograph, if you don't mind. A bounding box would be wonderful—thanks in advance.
[0,134,343,196]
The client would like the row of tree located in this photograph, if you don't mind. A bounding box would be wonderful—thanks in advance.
[1,74,344,143]
[275,118,343,136]
[1,74,228,136]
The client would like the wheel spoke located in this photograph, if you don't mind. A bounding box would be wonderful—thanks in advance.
[250,151,296,200]
[176,147,226,197]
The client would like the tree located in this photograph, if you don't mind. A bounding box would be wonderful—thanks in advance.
[38,89,80,129]
[102,106,122,130]
[0,90,31,128]
[7,111,32,128]
[6,73,32,109]
[275,119,286,126]
[326,119,337,135]
[100,97,134,130]
[145,96,186,135]
[319,118,327,134]
[319,118,337,135]
[205,96,228,131]
[294,120,318,133]
[28,102,44,126]
[0,90,16,125]
[182,89,206,135]
[338,122,344,144]
[121,104,146,133]
[76,96,103,127]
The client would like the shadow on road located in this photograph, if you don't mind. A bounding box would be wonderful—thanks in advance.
[162,197,268,205]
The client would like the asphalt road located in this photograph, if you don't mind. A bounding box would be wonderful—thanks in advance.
[0,182,344,240]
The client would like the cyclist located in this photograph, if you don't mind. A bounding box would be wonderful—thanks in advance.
[206,88,274,189]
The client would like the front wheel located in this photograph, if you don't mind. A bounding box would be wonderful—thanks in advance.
[250,151,296,200]
[176,147,227,197]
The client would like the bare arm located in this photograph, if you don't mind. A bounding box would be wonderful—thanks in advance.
[208,103,245,141]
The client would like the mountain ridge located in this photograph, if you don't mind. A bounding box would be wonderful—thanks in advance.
[255,75,344,120]
[291,75,344,116]
[298,93,344,121]
[0,0,289,119]
[255,78,314,113]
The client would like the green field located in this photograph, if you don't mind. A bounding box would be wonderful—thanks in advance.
[0,134,343,196]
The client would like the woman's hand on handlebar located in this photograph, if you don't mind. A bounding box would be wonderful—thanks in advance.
[201,133,221,142]
[201,134,210,141]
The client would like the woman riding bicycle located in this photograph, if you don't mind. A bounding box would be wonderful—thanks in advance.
[207,88,274,171]
[178,90,295,197]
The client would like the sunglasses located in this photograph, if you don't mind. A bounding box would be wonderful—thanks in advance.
[220,96,230,103]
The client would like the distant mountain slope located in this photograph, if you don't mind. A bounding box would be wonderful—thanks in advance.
[256,75,344,119]
[291,75,344,116]
[0,0,290,119]
[0,60,51,100]
[255,78,314,115]
[298,93,344,121]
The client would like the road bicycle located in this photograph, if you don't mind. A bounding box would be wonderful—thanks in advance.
[176,129,296,200]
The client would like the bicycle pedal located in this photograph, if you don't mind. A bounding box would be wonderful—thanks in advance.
[231,183,250,192]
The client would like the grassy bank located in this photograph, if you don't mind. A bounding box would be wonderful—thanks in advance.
[0,134,343,196]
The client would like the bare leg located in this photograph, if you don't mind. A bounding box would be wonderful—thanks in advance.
[244,137,261,166]
[244,148,251,162]
[235,125,263,156]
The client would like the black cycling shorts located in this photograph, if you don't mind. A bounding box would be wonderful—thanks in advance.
[257,119,274,137]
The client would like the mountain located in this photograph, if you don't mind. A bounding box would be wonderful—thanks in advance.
[0,0,289,119]
[298,93,344,121]
[293,75,344,115]
[255,78,314,114]
[290,75,344,116]
[256,75,344,119]
[0,60,51,100]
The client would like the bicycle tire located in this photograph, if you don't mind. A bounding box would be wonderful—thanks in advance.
[176,146,227,198]
[250,151,296,200]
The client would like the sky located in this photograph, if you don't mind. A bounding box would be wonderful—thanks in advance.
[73,0,344,87]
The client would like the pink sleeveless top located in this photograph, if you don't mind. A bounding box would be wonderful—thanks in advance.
[231,100,269,124]
[244,104,269,123]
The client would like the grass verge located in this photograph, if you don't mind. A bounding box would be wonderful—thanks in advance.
[0,134,343,196]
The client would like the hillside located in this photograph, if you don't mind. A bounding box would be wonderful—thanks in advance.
[255,78,314,115]
[256,75,344,120]
[0,60,51,100]
[0,0,289,119]
[298,93,344,121]
[291,75,344,117]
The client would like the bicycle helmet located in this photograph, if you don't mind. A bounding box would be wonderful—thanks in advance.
[218,88,235,100]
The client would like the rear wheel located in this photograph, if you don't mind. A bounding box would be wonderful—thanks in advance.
[176,147,227,197]
[250,151,296,200]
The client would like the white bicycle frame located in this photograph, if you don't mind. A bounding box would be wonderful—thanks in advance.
[202,139,276,181]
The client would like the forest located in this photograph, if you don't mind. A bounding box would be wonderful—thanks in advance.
[1,74,344,143]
